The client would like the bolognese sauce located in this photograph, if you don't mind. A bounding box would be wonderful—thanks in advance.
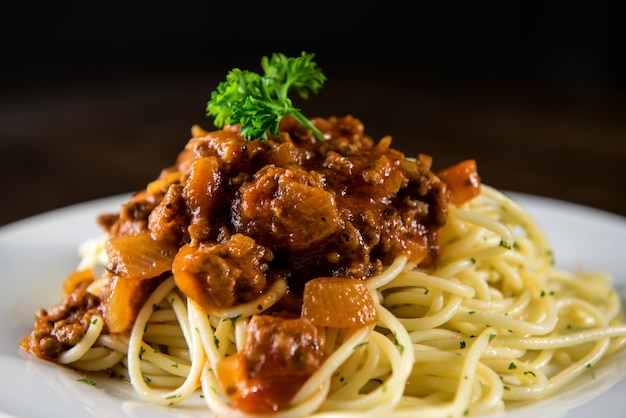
[22,114,480,411]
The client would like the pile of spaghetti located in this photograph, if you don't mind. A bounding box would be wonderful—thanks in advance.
[21,114,626,418]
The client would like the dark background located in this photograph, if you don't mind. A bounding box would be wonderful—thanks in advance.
[2,1,625,226]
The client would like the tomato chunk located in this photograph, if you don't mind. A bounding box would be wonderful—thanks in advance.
[436,159,481,205]
[301,277,377,328]
[216,315,324,413]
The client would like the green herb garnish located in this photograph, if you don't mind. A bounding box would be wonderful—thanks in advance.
[206,51,326,141]
[77,376,96,386]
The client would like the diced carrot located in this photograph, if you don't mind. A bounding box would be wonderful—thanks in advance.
[436,159,481,205]
[103,275,161,333]
[301,277,377,328]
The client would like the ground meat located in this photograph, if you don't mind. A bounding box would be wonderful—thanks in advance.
[148,183,189,246]
[173,234,273,309]
[75,115,450,313]
[20,270,101,361]
[216,315,325,413]
[234,165,343,252]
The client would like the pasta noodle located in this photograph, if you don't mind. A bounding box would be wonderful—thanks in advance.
[58,184,626,417]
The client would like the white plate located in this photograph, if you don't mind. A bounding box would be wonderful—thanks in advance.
[1,192,625,418]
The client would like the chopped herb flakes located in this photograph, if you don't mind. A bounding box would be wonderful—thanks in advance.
[224,314,242,324]
[77,376,96,386]
[393,337,405,354]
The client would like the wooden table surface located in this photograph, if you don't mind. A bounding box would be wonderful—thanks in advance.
[2,69,625,227]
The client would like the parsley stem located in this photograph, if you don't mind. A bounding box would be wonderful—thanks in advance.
[289,111,325,140]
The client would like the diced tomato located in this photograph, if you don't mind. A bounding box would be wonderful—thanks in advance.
[217,354,308,413]
[436,159,481,205]
[301,277,377,328]
[216,315,324,413]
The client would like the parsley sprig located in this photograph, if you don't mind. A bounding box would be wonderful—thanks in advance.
[206,51,326,141]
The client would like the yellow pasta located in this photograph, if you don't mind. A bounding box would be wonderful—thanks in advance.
[57,184,626,417]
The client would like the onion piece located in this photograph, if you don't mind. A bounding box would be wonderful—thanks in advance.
[105,233,176,281]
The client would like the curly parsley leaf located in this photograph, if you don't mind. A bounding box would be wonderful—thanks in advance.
[206,51,326,141]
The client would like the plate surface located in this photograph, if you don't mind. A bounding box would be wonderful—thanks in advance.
[1,192,625,418]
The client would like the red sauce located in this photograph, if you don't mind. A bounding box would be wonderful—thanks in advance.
[22,115,480,412]
[102,115,451,314]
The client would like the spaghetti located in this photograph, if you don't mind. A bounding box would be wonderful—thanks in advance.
[20,111,626,418]
[45,184,626,417]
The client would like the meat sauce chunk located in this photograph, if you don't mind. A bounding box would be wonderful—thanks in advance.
[173,234,273,311]
[183,156,224,242]
[148,183,189,246]
[20,269,101,360]
[235,165,342,252]
[93,115,454,312]
[26,115,471,377]
[216,315,324,413]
